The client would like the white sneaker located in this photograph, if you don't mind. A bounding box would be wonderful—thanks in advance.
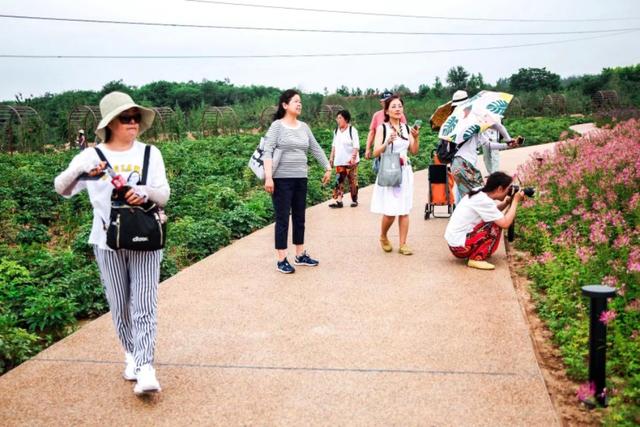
[123,353,137,381]
[133,364,161,395]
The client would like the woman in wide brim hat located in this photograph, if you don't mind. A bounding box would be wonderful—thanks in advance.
[95,91,155,142]
[54,91,170,396]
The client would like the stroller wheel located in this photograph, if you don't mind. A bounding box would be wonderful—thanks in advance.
[424,204,432,220]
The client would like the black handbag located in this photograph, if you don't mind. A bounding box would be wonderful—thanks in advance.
[95,146,166,251]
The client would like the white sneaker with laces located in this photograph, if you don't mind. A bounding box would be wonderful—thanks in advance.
[133,364,161,395]
[123,352,137,381]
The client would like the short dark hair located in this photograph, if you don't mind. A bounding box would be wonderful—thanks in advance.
[336,110,351,123]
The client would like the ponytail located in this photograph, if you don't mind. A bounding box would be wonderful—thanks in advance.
[468,171,513,198]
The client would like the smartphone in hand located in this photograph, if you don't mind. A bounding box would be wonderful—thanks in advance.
[413,119,423,129]
[78,171,106,180]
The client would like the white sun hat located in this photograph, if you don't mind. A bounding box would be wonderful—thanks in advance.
[95,91,155,141]
[451,90,469,107]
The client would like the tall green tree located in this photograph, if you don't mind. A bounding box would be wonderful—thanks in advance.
[467,73,486,93]
[446,66,470,90]
[509,67,561,92]
[432,77,444,97]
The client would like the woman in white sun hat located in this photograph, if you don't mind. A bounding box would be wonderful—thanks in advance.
[54,91,170,396]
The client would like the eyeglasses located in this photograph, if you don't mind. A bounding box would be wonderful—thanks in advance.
[117,112,142,124]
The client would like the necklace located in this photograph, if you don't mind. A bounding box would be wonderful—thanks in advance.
[389,121,407,140]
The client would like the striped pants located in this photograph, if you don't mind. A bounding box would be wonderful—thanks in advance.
[93,246,162,367]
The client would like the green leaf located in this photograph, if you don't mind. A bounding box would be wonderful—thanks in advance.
[442,116,458,136]
[487,100,509,115]
[462,124,480,141]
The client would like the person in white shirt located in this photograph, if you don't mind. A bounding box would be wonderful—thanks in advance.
[444,172,525,270]
[54,92,170,395]
[481,127,500,175]
[328,110,360,208]
[450,109,522,201]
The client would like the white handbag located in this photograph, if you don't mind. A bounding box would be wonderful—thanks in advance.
[248,137,281,181]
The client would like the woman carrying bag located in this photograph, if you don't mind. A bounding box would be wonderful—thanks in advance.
[263,89,332,274]
[370,95,420,255]
[54,91,170,395]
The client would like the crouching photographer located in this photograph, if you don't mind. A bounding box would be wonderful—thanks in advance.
[444,171,526,270]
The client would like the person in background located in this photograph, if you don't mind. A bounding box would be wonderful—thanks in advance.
[263,89,332,274]
[370,95,420,255]
[328,110,359,208]
[54,92,170,395]
[444,172,524,270]
[450,110,522,202]
[364,91,407,159]
[76,129,87,150]
[481,127,501,175]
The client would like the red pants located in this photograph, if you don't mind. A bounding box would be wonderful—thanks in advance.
[448,222,502,261]
[332,165,358,202]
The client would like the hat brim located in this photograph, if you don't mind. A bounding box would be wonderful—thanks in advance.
[451,98,468,107]
[95,103,155,141]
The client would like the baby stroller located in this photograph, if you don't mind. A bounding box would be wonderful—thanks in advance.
[424,150,456,219]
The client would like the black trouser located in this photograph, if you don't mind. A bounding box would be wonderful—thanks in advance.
[272,178,307,250]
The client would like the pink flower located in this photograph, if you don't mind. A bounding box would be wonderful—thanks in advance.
[592,200,607,211]
[537,221,550,232]
[576,246,594,263]
[602,276,617,287]
[577,382,596,401]
[631,330,640,340]
[589,221,608,244]
[536,252,555,264]
[628,248,640,272]
[630,194,640,210]
[599,310,617,325]
[627,299,640,312]
[555,215,571,226]
[572,207,586,217]
[521,199,535,208]
[614,234,630,249]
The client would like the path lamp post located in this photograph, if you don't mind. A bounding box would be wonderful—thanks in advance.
[581,285,617,406]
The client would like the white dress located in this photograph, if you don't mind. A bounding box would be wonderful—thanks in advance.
[370,125,414,216]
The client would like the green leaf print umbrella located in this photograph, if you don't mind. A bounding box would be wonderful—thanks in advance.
[438,91,514,144]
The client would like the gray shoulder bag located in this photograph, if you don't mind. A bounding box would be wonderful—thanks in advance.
[376,135,402,187]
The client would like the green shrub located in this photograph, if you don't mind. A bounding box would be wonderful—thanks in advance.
[220,203,268,239]
[169,217,231,261]
[0,314,41,374]
[58,265,106,319]
[22,286,77,339]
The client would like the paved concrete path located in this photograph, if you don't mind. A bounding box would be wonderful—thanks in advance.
[0,127,598,426]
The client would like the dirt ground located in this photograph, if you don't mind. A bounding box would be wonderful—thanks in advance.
[506,244,605,426]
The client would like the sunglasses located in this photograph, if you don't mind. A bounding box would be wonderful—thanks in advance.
[117,112,142,124]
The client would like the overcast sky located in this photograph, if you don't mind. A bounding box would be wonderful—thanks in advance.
[0,0,638,101]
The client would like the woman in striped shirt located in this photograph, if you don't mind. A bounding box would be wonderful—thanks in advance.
[263,89,332,274]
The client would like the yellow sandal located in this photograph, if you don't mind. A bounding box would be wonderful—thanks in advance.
[379,237,393,253]
[398,244,413,256]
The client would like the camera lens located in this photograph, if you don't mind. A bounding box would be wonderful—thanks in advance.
[524,187,535,197]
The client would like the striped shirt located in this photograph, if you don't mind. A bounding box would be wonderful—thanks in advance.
[263,120,330,178]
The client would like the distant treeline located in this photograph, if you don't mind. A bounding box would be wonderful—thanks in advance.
[2,64,639,145]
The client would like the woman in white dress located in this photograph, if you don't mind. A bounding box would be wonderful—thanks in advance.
[370,95,420,255]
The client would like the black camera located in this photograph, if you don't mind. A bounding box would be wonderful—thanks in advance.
[509,184,535,197]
